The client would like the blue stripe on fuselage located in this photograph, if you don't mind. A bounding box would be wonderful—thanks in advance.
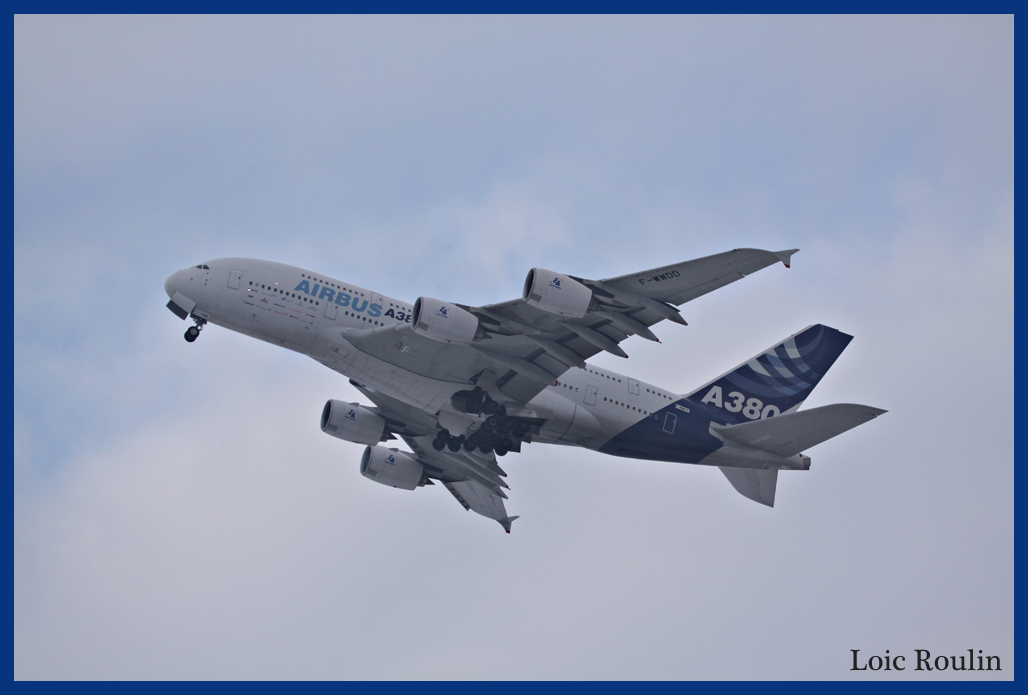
[598,397,726,464]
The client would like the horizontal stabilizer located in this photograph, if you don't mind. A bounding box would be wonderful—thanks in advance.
[713,404,886,458]
[719,467,778,507]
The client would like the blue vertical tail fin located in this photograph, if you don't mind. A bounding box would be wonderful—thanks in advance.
[686,324,853,423]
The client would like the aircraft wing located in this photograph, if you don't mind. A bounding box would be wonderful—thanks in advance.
[348,380,443,438]
[326,248,795,408]
[441,479,516,532]
[405,434,518,532]
[599,247,798,305]
[471,248,797,402]
[352,382,519,532]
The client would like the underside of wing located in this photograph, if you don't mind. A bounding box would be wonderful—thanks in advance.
[338,387,519,532]
[325,248,794,412]
[348,380,441,438]
[443,481,519,533]
[467,248,797,401]
[403,434,519,532]
[600,247,798,305]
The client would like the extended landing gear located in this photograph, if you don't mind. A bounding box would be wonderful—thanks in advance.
[450,386,503,416]
[431,420,521,458]
[435,388,540,458]
[432,434,467,452]
[184,317,207,343]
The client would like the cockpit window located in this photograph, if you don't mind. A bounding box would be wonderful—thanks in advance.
[193,264,210,269]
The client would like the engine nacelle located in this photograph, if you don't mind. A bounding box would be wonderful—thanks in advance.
[522,268,593,318]
[411,297,480,344]
[321,400,386,445]
[360,445,424,490]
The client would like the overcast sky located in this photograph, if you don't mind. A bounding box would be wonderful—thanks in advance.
[14,15,1012,680]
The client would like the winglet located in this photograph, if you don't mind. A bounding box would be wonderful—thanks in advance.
[775,249,799,268]
[498,515,519,533]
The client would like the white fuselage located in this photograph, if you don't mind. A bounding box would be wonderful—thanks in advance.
[165,258,680,451]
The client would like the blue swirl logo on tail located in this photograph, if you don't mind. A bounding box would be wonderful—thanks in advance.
[689,324,853,421]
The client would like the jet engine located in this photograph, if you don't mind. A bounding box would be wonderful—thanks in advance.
[360,445,424,490]
[411,297,481,344]
[522,268,594,318]
[321,400,386,445]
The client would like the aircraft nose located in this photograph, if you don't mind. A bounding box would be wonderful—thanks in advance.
[165,270,183,299]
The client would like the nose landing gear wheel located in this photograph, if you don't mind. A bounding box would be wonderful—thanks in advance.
[184,316,207,343]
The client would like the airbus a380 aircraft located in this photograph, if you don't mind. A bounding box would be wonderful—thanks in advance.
[165,248,884,532]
